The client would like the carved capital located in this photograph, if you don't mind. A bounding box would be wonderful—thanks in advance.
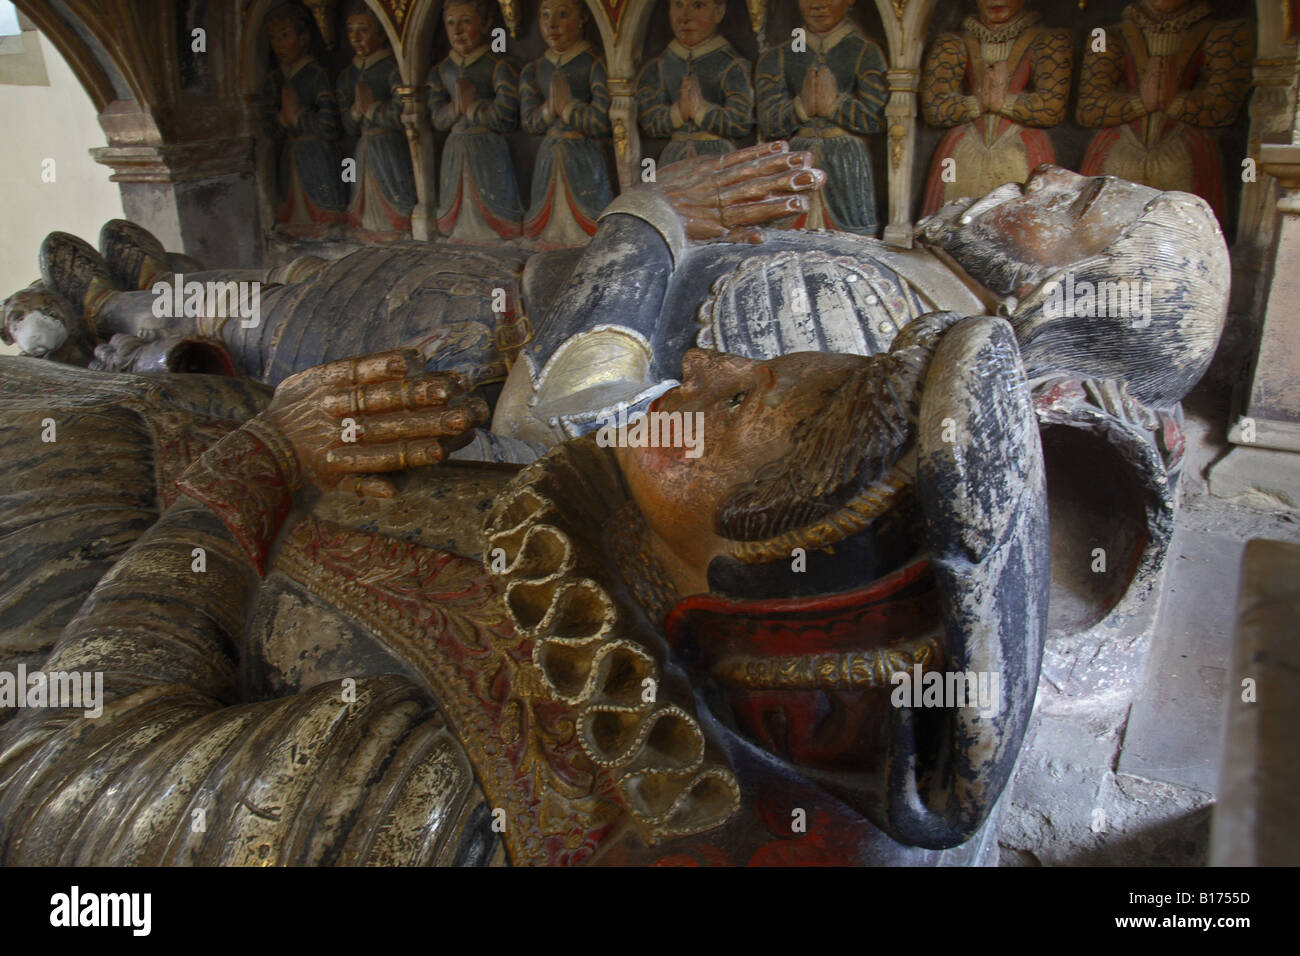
[1260,143,1300,213]
[395,84,423,146]
[92,137,256,184]
[887,68,920,95]
[606,76,636,99]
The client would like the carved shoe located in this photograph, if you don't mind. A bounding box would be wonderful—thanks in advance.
[39,231,121,324]
[99,219,172,291]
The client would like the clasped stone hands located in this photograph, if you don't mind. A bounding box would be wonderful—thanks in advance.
[975,59,1008,115]
[279,83,301,128]
[454,76,478,118]
[354,77,375,114]
[799,65,839,119]
[678,73,704,124]
[548,69,573,119]
[652,139,827,242]
[1140,55,1177,115]
[263,348,490,498]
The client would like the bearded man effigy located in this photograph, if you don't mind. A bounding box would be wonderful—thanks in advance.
[0,143,1229,864]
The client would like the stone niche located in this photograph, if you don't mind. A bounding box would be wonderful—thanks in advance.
[236,0,1261,256]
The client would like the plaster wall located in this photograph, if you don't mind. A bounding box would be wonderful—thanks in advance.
[0,26,123,312]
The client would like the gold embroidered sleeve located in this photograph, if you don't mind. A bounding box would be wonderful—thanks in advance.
[1076,28,1146,128]
[1166,20,1255,128]
[1000,29,1072,128]
[0,494,495,866]
[174,419,299,575]
[922,34,978,128]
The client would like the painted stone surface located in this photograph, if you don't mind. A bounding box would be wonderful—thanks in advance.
[1076,0,1254,221]
[520,0,614,245]
[1,134,1232,865]
[920,2,1072,216]
[635,0,754,164]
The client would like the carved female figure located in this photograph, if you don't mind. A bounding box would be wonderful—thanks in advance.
[261,3,348,237]
[335,1,418,240]
[428,0,524,240]
[1075,0,1254,221]
[919,0,1072,216]
[635,0,755,164]
[519,0,613,244]
[755,0,887,233]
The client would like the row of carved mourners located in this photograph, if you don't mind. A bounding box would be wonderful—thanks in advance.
[264,0,1253,246]
[0,130,1231,861]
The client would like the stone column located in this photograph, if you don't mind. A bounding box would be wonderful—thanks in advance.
[398,84,437,241]
[91,100,261,269]
[608,76,639,192]
[1209,143,1300,506]
[881,68,918,248]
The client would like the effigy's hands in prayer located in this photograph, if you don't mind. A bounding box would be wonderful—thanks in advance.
[812,66,839,117]
[679,74,704,123]
[279,83,301,127]
[1139,57,1175,114]
[979,61,1008,114]
[454,77,477,117]
[799,65,819,118]
[264,348,490,497]
[549,69,573,116]
[355,78,375,114]
[652,140,826,243]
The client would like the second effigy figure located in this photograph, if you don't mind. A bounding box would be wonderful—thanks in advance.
[429,0,525,240]
[756,0,887,234]
[520,0,613,245]
[635,0,755,164]
[920,0,1072,217]
[336,1,418,240]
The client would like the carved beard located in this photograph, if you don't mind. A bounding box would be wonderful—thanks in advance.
[713,313,959,562]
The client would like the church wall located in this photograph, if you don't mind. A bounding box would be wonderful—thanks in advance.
[0,20,123,323]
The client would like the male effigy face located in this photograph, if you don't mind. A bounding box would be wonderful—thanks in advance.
[669,0,725,47]
[268,18,308,65]
[540,0,586,52]
[613,346,890,592]
[798,0,853,34]
[445,2,487,55]
[346,11,387,56]
[1146,0,1192,14]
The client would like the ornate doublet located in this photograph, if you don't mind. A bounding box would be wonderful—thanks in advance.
[920,11,1073,214]
[428,45,524,240]
[756,21,888,234]
[635,35,754,164]
[1076,1,1254,219]
[520,42,614,243]
[337,48,418,237]
[263,56,348,230]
